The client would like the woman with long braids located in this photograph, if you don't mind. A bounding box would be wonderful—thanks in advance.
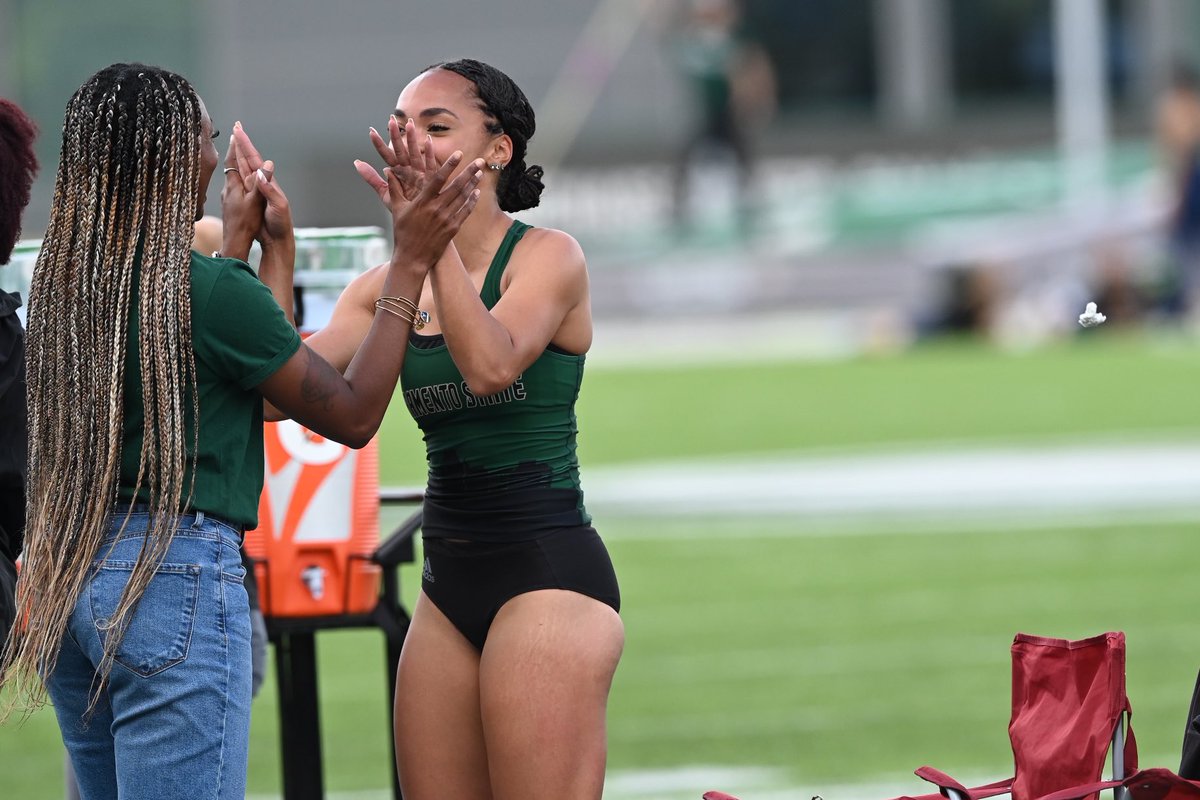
[294,59,624,799]
[1,62,482,799]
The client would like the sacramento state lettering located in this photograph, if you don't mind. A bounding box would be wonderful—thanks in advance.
[464,378,526,408]
[404,377,527,418]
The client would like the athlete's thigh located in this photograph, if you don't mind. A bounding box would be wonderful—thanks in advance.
[394,591,490,800]
[479,589,625,800]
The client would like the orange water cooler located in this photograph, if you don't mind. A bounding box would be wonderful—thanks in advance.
[244,419,382,618]
[248,417,419,800]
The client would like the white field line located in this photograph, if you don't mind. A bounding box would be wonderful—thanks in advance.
[580,440,1200,533]
[244,762,1163,800]
[241,767,1058,800]
[245,766,968,800]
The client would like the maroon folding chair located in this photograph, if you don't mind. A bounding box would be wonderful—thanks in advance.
[703,632,1135,800]
[1037,768,1200,800]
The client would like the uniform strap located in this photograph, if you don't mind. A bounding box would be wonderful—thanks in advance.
[480,220,531,310]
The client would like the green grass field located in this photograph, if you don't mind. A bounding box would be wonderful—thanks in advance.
[3,332,1200,798]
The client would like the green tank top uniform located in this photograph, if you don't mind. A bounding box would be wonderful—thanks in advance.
[400,221,591,541]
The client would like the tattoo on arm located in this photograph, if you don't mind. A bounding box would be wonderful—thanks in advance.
[299,347,340,412]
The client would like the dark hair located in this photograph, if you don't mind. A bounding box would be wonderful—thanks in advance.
[0,99,39,265]
[426,58,545,212]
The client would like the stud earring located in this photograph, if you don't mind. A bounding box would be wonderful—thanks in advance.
[488,163,504,171]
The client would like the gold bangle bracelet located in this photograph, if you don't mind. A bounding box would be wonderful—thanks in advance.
[374,300,416,325]
[376,296,427,330]
[377,295,419,312]
[376,299,418,315]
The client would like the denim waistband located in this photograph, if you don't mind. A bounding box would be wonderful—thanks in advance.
[107,504,244,544]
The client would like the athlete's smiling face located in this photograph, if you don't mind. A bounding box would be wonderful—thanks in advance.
[393,68,510,178]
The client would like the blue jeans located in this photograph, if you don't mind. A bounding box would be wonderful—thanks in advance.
[47,509,252,800]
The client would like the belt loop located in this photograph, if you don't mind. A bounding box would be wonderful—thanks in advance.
[192,510,206,528]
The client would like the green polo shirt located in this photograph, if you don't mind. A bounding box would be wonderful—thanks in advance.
[118,251,301,528]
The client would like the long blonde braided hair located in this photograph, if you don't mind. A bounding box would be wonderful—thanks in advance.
[1,63,202,710]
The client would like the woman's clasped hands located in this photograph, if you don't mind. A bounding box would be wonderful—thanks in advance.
[220,122,292,259]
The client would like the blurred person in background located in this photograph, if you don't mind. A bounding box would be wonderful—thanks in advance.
[0,61,480,800]
[1088,244,1145,329]
[1155,62,1200,317]
[919,263,1004,340]
[0,98,38,652]
[664,0,776,238]
[1159,68,1200,780]
[291,59,624,800]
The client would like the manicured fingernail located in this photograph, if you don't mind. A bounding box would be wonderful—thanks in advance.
[257,168,269,182]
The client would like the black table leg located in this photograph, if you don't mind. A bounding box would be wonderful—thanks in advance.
[275,631,324,800]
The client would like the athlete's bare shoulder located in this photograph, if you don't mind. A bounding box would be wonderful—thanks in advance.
[520,226,585,262]
[510,226,587,282]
